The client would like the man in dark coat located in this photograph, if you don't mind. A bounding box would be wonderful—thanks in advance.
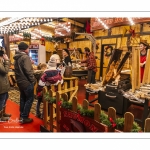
[0,49,11,121]
[13,42,36,124]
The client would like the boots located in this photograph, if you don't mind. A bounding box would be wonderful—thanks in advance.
[3,105,11,117]
[0,110,10,121]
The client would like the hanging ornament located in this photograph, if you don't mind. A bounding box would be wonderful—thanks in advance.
[40,37,45,46]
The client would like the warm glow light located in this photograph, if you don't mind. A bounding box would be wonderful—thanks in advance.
[127,17,135,25]
[96,17,109,29]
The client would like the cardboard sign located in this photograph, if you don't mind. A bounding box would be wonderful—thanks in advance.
[60,108,106,132]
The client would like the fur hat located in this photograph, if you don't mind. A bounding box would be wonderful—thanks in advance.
[48,57,57,68]
[18,42,29,50]
[63,48,70,55]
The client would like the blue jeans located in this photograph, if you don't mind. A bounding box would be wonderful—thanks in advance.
[0,92,8,111]
[87,70,96,84]
[19,83,34,118]
[36,97,43,115]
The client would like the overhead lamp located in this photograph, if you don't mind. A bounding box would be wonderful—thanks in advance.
[97,17,109,29]
[127,17,135,25]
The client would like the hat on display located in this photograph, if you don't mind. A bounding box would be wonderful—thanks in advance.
[18,42,29,50]
[63,48,70,55]
[48,57,57,68]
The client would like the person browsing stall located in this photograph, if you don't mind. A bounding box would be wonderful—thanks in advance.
[0,48,11,121]
[50,51,61,66]
[37,57,63,98]
[13,42,36,124]
[34,63,47,118]
[80,47,97,84]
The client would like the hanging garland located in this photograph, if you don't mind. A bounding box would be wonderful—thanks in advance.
[23,32,31,39]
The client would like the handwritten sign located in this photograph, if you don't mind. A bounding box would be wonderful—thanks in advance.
[91,17,150,31]
[9,36,23,42]
[60,108,106,132]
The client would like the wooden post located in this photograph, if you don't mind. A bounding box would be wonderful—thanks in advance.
[3,34,10,58]
[61,93,68,101]
[94,103,101,122]
[108,107,116,121]
[82,99,89,109]
[144,118,150,132]
[49,90,54,132]
[131,47,140,92]
[56,91,61,132]
[142,49,150,84]
[124,112,134,132]
[72,96,77,112]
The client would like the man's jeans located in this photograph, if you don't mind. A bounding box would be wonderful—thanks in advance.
[87,70,96,84]
[36,97,43,116]
[0,92,8,111]
[19,83,34,118]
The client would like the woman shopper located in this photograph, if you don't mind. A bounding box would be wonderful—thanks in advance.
[139,41,149,83]
[0,49,11,121]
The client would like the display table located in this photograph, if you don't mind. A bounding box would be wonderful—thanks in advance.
[98,90,150,130]
[72,69,88,78]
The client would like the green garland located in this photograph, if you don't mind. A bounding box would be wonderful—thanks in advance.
[43,92,56,104]
[43,93,142,132]
[61,101,72,109]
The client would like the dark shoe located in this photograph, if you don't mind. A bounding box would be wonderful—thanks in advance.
[36,113,41,118]
[3,113,11,117]
[20,118,33,124]
[0,116,10,122]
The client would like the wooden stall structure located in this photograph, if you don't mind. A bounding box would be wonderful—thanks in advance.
[131,46,140,92]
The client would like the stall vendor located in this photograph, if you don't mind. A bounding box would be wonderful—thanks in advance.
[80,47,97,84]
[62,48,72,66]
[139,40,149,83]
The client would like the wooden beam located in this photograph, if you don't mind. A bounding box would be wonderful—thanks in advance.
[61,18,84,28]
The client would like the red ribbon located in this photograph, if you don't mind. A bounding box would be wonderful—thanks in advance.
[58,101,62,106]
[37,92,41,97]
[109,117,114,123]
[109,117,116,128]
